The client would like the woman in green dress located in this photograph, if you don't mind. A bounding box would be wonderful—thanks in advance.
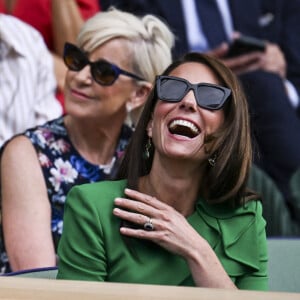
[57,52,268,290]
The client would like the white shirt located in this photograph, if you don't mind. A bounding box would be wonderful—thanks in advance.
[0,14,62,147]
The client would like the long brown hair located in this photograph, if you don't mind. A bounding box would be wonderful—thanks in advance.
[117,52,255,207]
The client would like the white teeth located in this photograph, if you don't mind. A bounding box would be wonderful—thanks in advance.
[169,119,199,134]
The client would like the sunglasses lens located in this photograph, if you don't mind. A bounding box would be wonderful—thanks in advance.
[196,86,225,109]
[92,61,117,85]
[159,78,187,102]
[64,46,87,71]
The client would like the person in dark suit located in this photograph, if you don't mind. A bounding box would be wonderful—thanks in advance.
[101,0,300,221]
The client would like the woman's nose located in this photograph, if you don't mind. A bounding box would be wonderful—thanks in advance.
[73,65,93,84]
[179,90,198,111]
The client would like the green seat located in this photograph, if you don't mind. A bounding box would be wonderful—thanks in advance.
[289,168,300,217]
[248,164,300,236]
[267,238,300,292]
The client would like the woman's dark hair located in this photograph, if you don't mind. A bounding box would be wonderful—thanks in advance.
[117,52,254,207]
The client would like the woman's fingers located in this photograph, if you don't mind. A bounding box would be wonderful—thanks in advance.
[113,188,183,239]
[114,197,155,215]
[113,206,150,227]
[124,188,166,209]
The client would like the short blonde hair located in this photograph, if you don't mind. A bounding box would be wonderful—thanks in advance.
[77,7,174,84]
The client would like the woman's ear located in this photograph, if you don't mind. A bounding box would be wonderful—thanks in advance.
[128,82,152,111]
[146,117,153,138]
[127,82,152,125]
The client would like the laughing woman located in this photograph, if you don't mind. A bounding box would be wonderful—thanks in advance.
[0,8,174,273]
[57,53,268,290]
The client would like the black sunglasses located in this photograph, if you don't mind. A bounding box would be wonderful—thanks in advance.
[63,42,145,86]
[156,75,231,110]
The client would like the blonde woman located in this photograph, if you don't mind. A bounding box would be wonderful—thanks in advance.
[0,8,174,273]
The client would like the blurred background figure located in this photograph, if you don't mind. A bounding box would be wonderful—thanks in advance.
[0,8,174,274]
[0,0,100,110]
[101,0,300,228]
[0,13,62,147]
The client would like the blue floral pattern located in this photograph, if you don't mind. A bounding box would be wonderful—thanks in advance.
[0,116,132,273]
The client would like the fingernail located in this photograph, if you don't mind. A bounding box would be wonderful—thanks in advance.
[113,208,120,214]
[114,198,121,204]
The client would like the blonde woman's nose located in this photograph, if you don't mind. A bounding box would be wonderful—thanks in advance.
[73,65,93,84]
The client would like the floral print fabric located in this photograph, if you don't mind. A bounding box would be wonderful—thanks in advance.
[0,116,132,273]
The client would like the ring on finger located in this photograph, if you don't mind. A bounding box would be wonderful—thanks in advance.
[143,217,154,231]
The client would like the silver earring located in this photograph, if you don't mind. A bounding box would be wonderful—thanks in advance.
[208,153,217,167]
[143,138,152,160]
[125,103,135,129]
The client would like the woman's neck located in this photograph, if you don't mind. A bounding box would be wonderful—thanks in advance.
[139,159,203,217]
[64,115,123,166]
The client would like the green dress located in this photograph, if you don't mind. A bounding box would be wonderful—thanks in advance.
[57,179,268,290]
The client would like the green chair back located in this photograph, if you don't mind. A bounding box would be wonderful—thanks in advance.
[248,165,300,236]
[267,238,300,292]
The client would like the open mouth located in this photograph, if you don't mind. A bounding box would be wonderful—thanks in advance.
[168,119,200,138]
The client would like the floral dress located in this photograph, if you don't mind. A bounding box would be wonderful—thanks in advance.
[0,116,133,273]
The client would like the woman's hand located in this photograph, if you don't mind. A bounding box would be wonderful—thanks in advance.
[113,188,202,258]
[259,43,286,78]
[208,40,286,78]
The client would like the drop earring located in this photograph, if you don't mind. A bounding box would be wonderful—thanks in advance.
[143,137,152,160]
[125,102,135,129]
[208,153,217,167]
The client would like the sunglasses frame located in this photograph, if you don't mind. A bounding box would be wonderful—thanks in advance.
[63,42,144,86]
[156,75,231,110]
